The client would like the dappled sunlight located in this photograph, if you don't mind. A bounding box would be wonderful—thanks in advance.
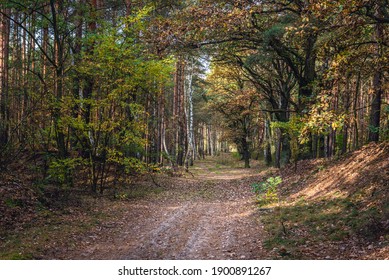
[262,143,389,260]
[291,182,350,201]
[287,143,389,202]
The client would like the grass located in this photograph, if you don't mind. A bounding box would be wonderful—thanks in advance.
[4,198,24,208]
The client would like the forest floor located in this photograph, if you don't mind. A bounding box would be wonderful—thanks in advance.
[1,154,270,260]
[0,143,388,259]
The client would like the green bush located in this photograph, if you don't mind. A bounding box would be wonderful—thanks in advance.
[251,176,282,206]
[47,157,85,186]
[231,151,241,160]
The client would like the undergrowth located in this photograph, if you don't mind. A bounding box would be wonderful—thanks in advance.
[251,176,282,206]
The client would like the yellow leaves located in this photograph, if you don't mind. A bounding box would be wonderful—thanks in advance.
[284,26,297,32]
[300,98,346,143]
[331,118,344,130]
[301,16,310,23]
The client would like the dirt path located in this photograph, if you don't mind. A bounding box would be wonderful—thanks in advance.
[67,157,269,260]
[3,147,387,260]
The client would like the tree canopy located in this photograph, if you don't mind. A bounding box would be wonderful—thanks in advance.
[0,0,387,192]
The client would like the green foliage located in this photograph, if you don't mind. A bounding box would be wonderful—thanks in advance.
[108,150,147,175]
[4,198,23,208]
[368,125,380,134]
[9,252,34,260]
[231,151,241,160]
[251,176,282,206]
[263,24,286,44]
[59,6,174,192]
[335,133,344,155]
[47,158,85,186]
[271,117,303,164]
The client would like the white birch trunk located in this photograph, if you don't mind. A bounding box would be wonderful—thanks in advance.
[184,58,195,167]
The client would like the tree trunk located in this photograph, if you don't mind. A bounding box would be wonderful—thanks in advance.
[264,119,272,166]
[368,5,384,142]
[50,0,67,159]
[82,0,98,160]
[71,5,84,150]
[0,8,10,148]
[171,58,188,166]
[353,73,361,149]
[275,128,281,168]
[184,58,195,168]
[299,33,317,113]
[242,136,250,168]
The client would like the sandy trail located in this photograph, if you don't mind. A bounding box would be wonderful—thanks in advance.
[68,158,268,260]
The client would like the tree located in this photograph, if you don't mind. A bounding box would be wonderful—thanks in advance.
[368,1,386,142]
[0,7,10,153]
[206,63,260,168]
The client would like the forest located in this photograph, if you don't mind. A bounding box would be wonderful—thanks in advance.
[0,0,388,260]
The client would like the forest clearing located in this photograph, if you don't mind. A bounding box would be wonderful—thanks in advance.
[0,1,388,260]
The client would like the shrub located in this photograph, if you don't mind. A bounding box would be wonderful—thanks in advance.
[251,176,282,206]
[47,157,85,187]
